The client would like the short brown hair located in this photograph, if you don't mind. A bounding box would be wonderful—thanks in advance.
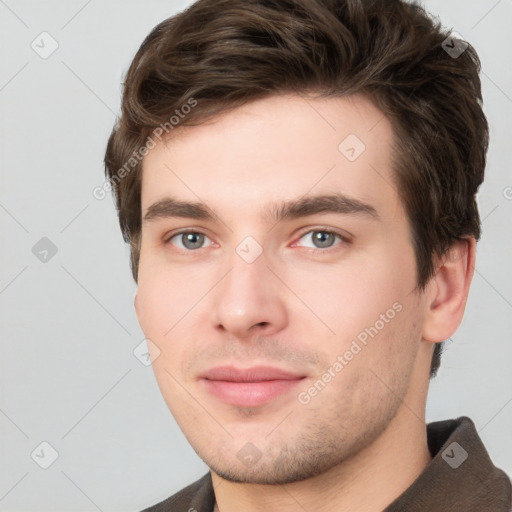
[104,0,488,377]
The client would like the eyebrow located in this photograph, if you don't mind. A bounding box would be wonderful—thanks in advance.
[142,193,379,225]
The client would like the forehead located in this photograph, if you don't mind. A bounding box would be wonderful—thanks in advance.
[140,93,400,221]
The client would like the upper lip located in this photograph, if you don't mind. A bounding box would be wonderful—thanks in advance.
[201,366,305,382]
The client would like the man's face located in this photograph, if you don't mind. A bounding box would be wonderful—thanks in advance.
[136,94,431,483]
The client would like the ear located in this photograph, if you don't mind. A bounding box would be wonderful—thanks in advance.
[422,237,476,343]
[134,292,141,321]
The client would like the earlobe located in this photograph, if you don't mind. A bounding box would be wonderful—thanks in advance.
[422,237,476,343]
[134,292,141,320]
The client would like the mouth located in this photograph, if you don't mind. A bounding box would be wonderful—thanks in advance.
[200,366,307,408]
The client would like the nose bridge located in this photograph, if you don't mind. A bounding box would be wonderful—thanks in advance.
[210,240,287,337]
[220,243,271,312]
[219,232,270,291]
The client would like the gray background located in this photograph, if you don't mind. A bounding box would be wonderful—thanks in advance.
[0,0,510,510]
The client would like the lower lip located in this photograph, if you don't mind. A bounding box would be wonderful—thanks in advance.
[202,379,304,408]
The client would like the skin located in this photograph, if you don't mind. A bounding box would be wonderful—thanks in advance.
[135,93,475,512]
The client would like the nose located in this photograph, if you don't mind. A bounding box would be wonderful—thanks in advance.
[210,250,288,340]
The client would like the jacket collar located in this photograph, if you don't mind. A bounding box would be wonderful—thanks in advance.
[384,416,511,511]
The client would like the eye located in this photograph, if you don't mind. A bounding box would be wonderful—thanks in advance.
[294,229,347,250]
[167,231,213,251]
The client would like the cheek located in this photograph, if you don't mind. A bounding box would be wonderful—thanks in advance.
[135,267,197,413]
[135,257,220,376]
[284,252,415,343]
[135,277,171,337]
[136,251,206,334]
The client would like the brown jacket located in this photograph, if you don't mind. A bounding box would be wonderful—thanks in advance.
[142,417,511,511]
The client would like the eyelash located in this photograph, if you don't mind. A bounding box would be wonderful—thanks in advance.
[164,227,351,254]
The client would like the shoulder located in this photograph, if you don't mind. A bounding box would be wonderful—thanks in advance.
[140,472,214,512]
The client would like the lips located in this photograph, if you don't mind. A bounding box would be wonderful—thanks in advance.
[201,366,306,408]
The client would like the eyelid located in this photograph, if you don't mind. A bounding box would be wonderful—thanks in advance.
[164,227,212,243]
[291,226,353,246]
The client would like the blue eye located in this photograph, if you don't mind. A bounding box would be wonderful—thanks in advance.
[296,230,344,250]
[168,231,213,250]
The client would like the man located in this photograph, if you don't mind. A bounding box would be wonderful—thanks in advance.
[104,0,511,510]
